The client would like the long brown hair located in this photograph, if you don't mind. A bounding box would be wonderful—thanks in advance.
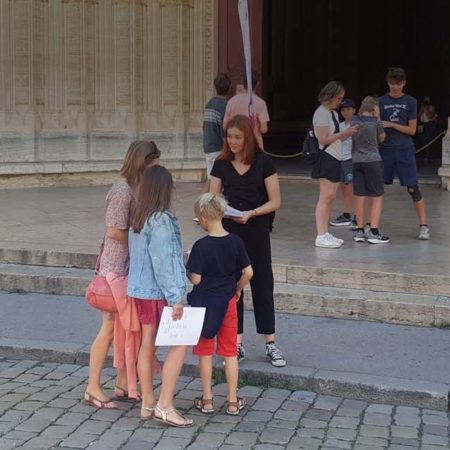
[131,166,173,233]
[219,115,257,165]
[120,141,161,187]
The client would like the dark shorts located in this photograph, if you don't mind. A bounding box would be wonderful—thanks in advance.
[312,151,341,183]
[340,159,353,184]
[353,161,385,197]
[379,145,418,186]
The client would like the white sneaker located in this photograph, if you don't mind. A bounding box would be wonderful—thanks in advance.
[315,233,343,248]
[326,233,344,244]
[418,225,430,240]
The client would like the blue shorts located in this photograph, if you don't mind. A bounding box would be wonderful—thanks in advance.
[379,145,418,186]
[340,159,353,184]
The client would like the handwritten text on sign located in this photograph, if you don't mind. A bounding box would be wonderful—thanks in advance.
[155,306,206,346]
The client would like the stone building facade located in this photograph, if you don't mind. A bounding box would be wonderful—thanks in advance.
[0,0,215,184]
[1,0,450,188]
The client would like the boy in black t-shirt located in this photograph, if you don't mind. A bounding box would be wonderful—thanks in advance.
[186,193,253,416]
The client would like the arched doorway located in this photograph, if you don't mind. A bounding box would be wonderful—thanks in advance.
[218,0,450,177]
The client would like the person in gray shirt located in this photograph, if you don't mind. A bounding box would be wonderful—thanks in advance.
[351,97,389,244]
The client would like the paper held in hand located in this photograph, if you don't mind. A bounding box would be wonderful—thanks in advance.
[224,206,244,219]
[155,306,206,346]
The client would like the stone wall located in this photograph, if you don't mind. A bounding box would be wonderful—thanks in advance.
[0,0,217,180]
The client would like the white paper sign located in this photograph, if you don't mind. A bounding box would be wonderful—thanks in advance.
[155,306,206,346]
[224,206,244,219]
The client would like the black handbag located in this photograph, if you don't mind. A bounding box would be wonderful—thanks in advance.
[303,110,340,165]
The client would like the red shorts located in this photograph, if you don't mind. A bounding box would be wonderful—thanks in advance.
[193,296,238,357]
[133,298,167,326]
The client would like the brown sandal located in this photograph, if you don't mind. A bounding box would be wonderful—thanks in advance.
[84,392,118,410]
[226,397,246,416]
[154,405,193,428]
[114,385,141,402]
[194,396,215,414]
[114,385,128,398]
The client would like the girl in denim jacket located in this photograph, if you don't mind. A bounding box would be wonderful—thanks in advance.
[128,165,192,428]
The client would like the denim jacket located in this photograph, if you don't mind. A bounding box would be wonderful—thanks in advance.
[127,211,188,305]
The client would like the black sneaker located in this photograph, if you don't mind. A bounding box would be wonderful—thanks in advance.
[350,218,358,230]
[223,343,245,366]
[329,214,352,227]
[366,231,390,244]
[353,229,366,242]
[265,343,286,367]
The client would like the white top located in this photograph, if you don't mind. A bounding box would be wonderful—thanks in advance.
[313,105,342,160]
[339,122,352,161]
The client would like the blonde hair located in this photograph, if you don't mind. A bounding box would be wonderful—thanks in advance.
[359,96,379,115]
[194,193,228,221]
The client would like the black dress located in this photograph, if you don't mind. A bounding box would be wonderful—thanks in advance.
[211,151,277,335]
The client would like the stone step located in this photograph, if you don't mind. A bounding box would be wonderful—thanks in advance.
[1,263,450,328]
[2,248,450,296]
[246,283,450,328]
[276,264,450,297]
[0,248,96,269]
[0,263,92,296]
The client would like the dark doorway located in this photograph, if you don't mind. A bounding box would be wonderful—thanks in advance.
[262,0,450,174]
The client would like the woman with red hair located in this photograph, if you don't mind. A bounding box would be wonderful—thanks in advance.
[210,115,285,367]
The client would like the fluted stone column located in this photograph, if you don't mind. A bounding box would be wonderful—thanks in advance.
[0,0,217,181]
[438,119,450,190]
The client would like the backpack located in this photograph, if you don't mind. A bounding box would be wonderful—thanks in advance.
[302,110,340,164]
[302,127,322,165]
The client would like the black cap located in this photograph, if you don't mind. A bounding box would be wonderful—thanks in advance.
[340,99,356,109]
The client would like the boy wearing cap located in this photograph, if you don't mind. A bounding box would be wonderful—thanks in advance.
[330,99,357,228]
[379,67,430,240]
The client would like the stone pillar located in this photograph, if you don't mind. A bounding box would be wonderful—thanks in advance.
[0,0,218,183]
[0,0,36,170]
[139,0,216,167]
[438,119,450,190]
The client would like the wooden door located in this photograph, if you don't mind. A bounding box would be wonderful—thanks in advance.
[218,0,264,94]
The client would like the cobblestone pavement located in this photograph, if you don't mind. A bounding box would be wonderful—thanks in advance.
[1,359,449,450]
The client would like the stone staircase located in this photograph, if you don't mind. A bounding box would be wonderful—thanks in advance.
[1,248,450,328]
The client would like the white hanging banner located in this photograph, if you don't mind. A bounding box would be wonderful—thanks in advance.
[238,0,255,123]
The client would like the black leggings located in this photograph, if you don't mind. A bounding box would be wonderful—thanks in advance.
[223,215,275,335]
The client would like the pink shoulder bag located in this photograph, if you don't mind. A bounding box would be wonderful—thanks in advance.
[85,240,117,313]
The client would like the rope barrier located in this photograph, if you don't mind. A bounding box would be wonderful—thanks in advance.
[415,131,446,154]
[261,148,303,159]
[261,131,447,159]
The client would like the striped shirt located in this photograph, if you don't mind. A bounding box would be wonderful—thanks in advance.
[203,96,227,154]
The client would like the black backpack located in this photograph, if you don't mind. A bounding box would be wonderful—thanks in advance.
[302,127,322,165]
[302,111,340,165]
